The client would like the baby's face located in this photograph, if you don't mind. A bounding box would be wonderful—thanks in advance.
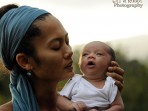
[79,41,112,79]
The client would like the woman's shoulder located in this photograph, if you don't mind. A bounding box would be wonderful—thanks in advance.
[0,101,12,111]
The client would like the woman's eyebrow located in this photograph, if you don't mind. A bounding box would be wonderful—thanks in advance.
[48,33,68,44]
[55,33,69,44]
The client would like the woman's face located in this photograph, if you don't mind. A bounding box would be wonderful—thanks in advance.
[29,15,74,82]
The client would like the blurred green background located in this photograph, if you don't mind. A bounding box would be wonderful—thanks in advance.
[0,40,148,111]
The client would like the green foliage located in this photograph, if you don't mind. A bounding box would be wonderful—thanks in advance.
[0,59,11,105]
[114,49,148,111]
[72,45,83,74]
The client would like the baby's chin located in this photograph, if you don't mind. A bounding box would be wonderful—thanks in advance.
[83,72,107,79]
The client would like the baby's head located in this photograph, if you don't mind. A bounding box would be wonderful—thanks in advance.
[79,41,116,79]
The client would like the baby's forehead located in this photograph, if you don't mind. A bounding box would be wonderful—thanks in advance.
[83,41,109,51]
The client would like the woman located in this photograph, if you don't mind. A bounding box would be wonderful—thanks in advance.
[0,4,124,111]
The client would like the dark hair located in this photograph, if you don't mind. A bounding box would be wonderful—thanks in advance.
[108,46,116,61]
[0,4,50,71]
[0,4,18,19]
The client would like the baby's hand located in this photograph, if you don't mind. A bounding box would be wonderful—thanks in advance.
[70,101,87,111]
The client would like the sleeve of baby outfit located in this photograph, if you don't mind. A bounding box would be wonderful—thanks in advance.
[59,74,81,99]
[107,77,118,103]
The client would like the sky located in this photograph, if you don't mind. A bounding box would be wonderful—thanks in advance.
[0,0,148,47]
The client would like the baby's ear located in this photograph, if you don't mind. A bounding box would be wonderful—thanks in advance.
[16,53,32,70]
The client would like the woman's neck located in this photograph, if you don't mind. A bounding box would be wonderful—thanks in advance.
[31,79,59,111]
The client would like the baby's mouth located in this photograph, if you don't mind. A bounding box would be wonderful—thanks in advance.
[87,61,95,68]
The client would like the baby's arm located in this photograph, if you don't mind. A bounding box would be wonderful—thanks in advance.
[105,90,124,111]
[57,94,87,111]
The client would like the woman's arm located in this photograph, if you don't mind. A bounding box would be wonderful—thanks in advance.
[0,101,12,111]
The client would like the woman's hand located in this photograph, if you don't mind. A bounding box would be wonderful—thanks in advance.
[107,61,124,92]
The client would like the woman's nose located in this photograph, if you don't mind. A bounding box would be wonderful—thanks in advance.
[64,45,73,59]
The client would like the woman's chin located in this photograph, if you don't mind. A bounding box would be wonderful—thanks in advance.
[64,72,74,80]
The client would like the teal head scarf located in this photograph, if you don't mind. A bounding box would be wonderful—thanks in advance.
[0,5,49,111]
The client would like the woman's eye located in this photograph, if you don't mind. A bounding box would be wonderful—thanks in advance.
[50,40,61,50]
[52,47,60,50]
[50,43,60,50]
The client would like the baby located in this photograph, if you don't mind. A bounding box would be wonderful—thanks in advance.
[59,41,124,111]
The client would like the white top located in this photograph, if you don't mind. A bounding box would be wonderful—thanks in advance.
[60,74,118,108]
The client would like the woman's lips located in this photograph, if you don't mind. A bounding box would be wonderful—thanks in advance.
[64,60,73,70]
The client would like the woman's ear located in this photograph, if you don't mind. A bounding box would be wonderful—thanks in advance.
[16,53,32,70]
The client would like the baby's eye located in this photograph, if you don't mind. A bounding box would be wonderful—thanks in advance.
[96,53,103,55]
[82,53,88,56]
